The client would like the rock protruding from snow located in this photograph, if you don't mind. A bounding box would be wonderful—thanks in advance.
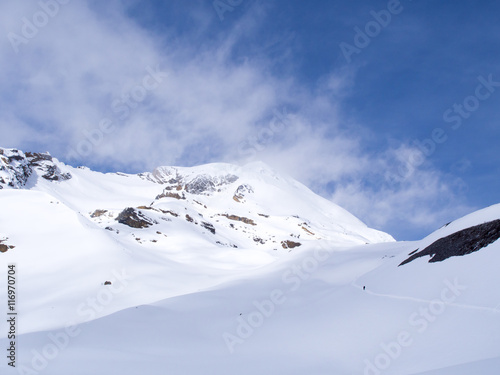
[185,175,217,194]
[233,184,254,202]
[0,148,71,189]
[140,166,238,195]
[182,174,239,195]
[116,208,158,228]
[1,147,395,247]
[400,219,500,265]
[0,237,15,253]
[26,152,72,181]
[281,240,301,249]
[0,148,32,188]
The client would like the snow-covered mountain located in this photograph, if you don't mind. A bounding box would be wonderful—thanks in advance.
[1,146,500,375]
[0,146,393,329]
[0,147,393,251]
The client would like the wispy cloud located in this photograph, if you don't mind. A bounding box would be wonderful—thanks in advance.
[0,1,475,239]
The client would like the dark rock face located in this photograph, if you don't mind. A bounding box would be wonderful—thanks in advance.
[25,152,52,163]
[0,148,71,189]
[147,168,239,197]
[201,222,216,234]
[184,174,238,194]
[155,191,185,200]
[222,214,256,226]
[26,152,72,181]
[0,238,15,253]
[116,208,157,229]
[399,219,500,266]
[185,175,216,194]
[38,164,72,181]
[253,237,265,244]
[1,152,32,188]
[281,240,301,249]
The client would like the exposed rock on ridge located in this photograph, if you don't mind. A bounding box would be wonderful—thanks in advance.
[0,148,71,189]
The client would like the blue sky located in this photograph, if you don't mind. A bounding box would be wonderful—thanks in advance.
[1,0,499,240]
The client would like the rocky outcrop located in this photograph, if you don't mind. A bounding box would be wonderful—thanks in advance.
[253,237,265,244]
[301,226,315,235]
[160,209,179,217]
[222,214,256,226]
[0,148,71,189]
[91,209,108,218]
[399,219,500,266]
[155,191,185,200]
[233,184,254,202]
[26,152,72,181]
[136,206,180,218]
[281,240,301,249]
[185,174,239,195]
[116,208,157,229]
[185,175,216,194]
[0,238,15,253]
[201,222,216,234]
[143,166,239,196]
[0,149,32,188]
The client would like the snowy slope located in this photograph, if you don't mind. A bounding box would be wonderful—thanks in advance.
[4,234,500,375]
[1,147,500,374]
[1,147,393,248]
[0,147,393,332]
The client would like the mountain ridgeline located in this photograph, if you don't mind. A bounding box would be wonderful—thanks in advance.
[0,147,394,254]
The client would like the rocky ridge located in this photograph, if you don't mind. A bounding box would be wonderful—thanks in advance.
[0,147,395,253]
[0,148,71,189]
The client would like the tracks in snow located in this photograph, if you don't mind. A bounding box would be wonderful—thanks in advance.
[351,281,500,314]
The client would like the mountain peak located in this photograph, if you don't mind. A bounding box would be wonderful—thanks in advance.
[0,146,394,250]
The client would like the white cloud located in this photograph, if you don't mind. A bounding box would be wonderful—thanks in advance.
[328,144,475,239]
[0,1,474,239]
